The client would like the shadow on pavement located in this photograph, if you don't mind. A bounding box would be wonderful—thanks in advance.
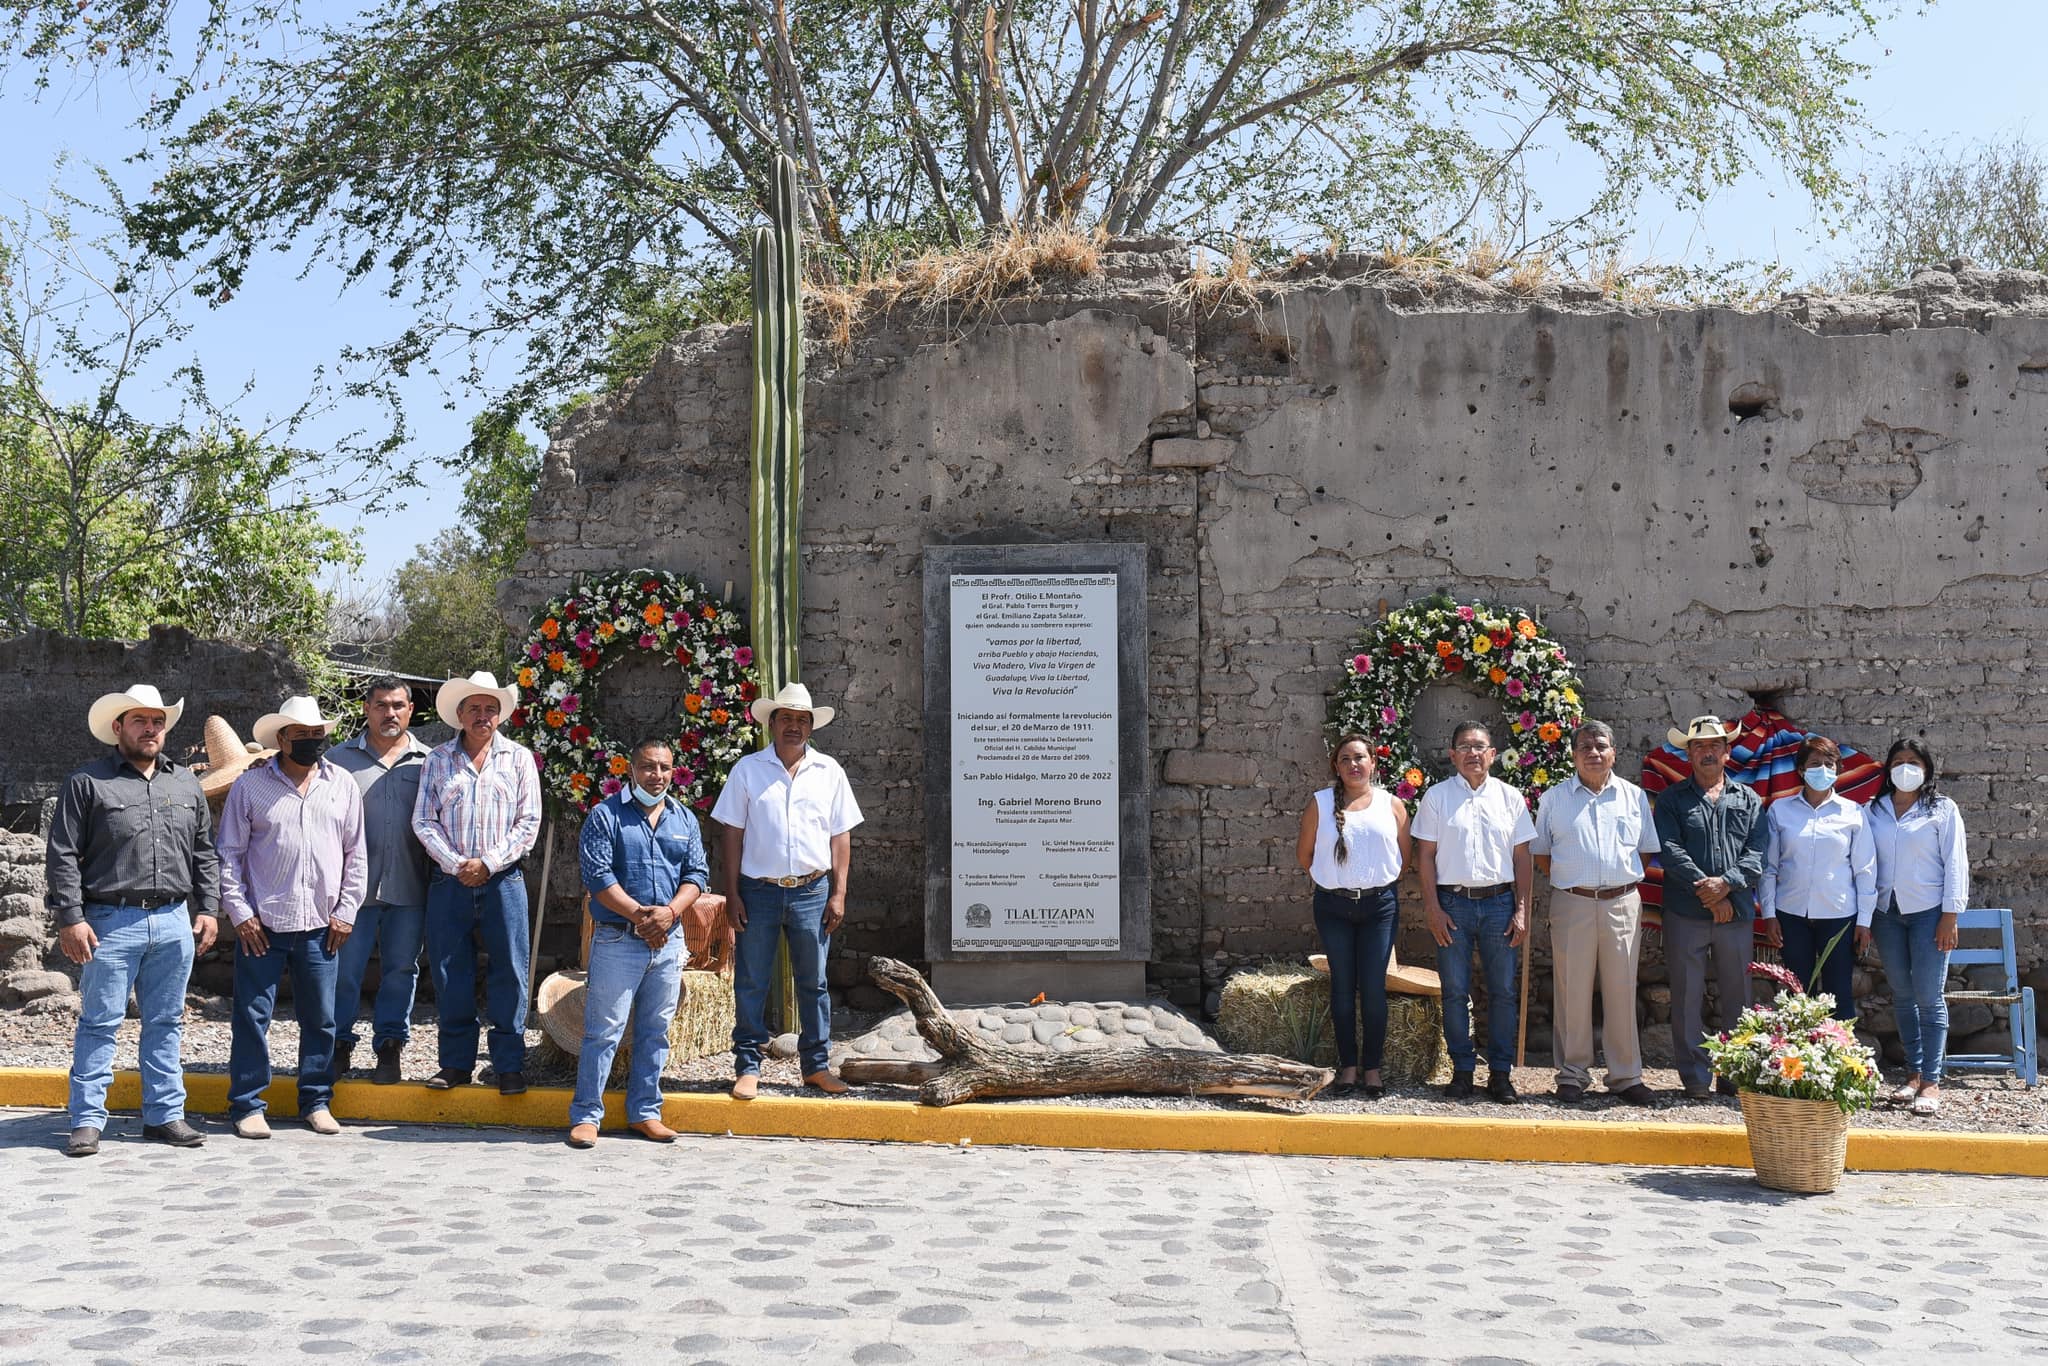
[1620,1167,1810,1204]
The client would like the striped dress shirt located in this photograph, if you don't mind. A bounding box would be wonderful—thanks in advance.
[218,758,368,931]
[411,732,543,875]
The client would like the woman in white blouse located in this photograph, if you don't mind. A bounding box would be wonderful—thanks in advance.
[1756,735,1875,1022]
[1866,737,1969,1117]
[1296,735,1410,1099]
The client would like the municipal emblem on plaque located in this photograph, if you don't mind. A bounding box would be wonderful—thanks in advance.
[965,902,992,929]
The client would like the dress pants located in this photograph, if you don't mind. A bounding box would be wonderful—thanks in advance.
[1664,911,1754,1091]
[1549,889,1644,1090]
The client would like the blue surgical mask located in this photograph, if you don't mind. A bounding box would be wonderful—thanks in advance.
[630,783,665,808]
[1802,766,1835,792]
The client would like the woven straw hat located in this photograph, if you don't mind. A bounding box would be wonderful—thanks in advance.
[199,715,273,801]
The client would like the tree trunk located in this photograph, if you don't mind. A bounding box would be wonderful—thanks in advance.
[837,957,1334,1107]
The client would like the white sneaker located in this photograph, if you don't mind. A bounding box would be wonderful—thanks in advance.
[232,1112,272,1140]
[304,1108,341,1135]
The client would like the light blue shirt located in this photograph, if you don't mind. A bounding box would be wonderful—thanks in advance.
[1531,773,1659,891]
[1759,791,1878,926]
[578,791,711,929]
[1869,793,1969,918]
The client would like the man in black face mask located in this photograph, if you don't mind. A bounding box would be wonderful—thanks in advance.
[218,695,367,1138]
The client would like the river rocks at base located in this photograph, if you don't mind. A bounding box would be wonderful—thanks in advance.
[836,998,1218,1063]
[0,968,76,1006]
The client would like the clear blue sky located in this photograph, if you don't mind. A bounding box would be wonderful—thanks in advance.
[2,0,2042,588]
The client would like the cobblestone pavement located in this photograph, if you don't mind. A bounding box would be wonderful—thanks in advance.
[1,1108,2044,1364]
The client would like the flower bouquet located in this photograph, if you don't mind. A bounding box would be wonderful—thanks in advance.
[1703,961,1879,1193]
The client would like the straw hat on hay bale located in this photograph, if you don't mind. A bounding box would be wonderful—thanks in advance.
[1217,960,1451,1085]
[198,715,274,808]
[1307,945,1441,997]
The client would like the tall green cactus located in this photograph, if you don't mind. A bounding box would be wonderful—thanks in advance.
[749,154,804,704]
[750,154,806,1035]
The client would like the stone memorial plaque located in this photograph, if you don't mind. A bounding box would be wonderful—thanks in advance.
[948,572,1120,950]
[924,543,1150,1002]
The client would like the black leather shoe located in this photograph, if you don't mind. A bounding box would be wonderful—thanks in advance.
[142,1119,205,1147]
[497,1072,527,1096]
[1443,1071,1476,1100]
[1715,1076,1739,1098]
[1360,1083,1386,1100]
[65,1126,101,1157]
[1612,1083,1659,1107]
[425,1067,472,1090]
[1486,1072,1520,1105]
[372,1043,403,1086]
[1555,1082,1585,1104]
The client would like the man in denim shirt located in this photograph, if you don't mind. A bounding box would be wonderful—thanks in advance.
[1653,715,1770,1101]
[569,736,710,1148]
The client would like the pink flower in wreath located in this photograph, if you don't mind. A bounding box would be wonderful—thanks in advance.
[638,632,657,649]
[572,629,593,650]
[600,776,623,796]
[1520,751,1537,767]
[560,694,580,715]
[526,642,543,660]
[674,765,696,787]
[1505,678,1526,699]
[1394,780,1418,800]
[734,646,754,668]
[698,678,715,697]
[1457,605,1475,621]
[1351,653,1371,674]
[1518,710,1535,729]
[1381,705,1398,726]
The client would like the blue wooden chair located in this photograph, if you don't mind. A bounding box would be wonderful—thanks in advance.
[1944,908,2039,1087]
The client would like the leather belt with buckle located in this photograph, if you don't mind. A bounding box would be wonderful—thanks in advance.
[761,871,826,888]
[95,893,181,910]
[1443,883,1512,899]
[1322,882,1396,901]
[1561,885,1637,901]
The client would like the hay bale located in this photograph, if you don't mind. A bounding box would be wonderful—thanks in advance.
[668,969,734,1065]
[1216,962,1450,1086]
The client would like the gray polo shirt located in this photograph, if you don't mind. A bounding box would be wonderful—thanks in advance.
[329,732,432,908]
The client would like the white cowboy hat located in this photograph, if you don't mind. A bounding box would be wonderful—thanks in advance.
[1667,714,1741,749]
[87,684,184,745]
[748,681,835,729]
[199,715,274,802]
[436,670,518,722]
[251,695,340,751]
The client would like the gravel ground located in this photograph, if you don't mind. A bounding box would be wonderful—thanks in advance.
[3,998,2041,1132]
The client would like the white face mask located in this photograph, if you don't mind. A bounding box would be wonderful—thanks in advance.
[1802,766,1835,792]
[1890,763,1926,793]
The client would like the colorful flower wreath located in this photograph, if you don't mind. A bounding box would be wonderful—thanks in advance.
[1327,594,1587,808]
[507,568,761,814]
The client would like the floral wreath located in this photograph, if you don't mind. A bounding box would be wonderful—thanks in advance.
[1327,594,1587,808]
[507,568,761,814]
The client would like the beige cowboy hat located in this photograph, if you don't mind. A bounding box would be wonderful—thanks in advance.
[251,695,340,751]
[1667,714,1740,749]
[1311,946,1442,997]
[87,683,185,746]
[748,681,835,729]
[436,670,518,722]
[199,716,274,801]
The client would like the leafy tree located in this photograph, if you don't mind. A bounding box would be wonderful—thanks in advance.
[5,0,1899,420]
[0,188,361,662]
[1827,135,2048,292]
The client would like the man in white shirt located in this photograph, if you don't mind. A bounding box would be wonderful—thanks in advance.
[1414,720,1536,1103]
[710,683,862,1100]
[1530,721,1660,1106]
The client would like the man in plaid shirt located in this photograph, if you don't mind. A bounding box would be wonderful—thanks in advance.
[411,671,542,1094]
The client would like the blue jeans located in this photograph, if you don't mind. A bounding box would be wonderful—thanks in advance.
[68,902,195,1130]
[1437,889,1519,1074]
[426,867,530,1075]
[570,925,684,1127]
[1312,884,1399,1070]
[1777,913,1857,1022]
[1870,901,1952,1084]
[732,875,832,1076]
[229,926,339,1117]
[334,901,425,1051]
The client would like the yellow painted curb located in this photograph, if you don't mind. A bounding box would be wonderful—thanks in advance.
[2,1067,2042,1176]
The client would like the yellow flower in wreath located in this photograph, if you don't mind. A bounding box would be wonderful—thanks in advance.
[1472,635,1491,654]
[1533,768,1549,785]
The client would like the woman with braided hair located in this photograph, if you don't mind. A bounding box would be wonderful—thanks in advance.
[1296,734,1410,1098]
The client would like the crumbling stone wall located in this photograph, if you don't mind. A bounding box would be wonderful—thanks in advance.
[511,246,2048,1052]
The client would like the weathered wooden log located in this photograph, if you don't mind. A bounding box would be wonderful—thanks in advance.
[836,957,1334,1107]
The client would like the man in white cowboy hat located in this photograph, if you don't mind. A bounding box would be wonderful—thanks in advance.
[47,683,219,1157]
[710,682,862,1100]
[411,670,542,1093]
[328,675,434,1086]
[1653,714,1771,1101]
[218,695,367,1138]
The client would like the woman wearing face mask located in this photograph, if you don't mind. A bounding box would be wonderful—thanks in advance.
[1866,738,1969,1117]
[1756,735,1876,1022]
[1296,734,1410,1099]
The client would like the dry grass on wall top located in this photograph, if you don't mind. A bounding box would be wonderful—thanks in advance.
[805,221,1106,349]
[1215,963,1451,1087]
